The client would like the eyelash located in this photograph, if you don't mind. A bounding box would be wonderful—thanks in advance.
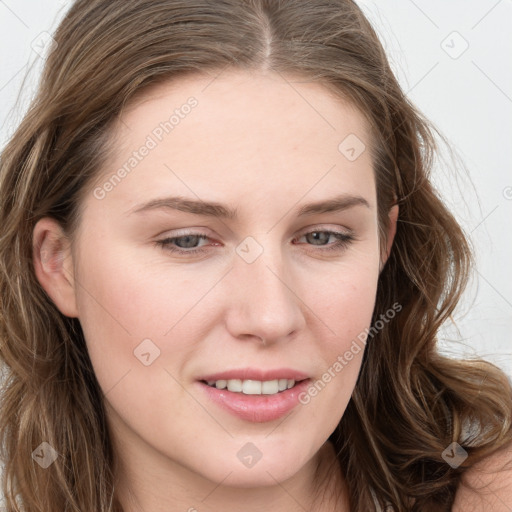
[155,229,355,256]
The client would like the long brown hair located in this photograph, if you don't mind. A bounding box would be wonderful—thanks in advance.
[1,1,511,510]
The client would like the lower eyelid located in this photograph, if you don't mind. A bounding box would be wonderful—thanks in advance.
[157,229,354,254]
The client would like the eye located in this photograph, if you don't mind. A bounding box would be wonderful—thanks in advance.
[155,228,355,256]
[155,232,212,256]
[293,229,355,252]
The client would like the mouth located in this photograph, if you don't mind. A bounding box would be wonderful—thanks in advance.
[196,369,311,423]
[200,378,301,395]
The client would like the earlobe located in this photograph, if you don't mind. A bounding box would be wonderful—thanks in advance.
[380,203,399,272]
[32,217,79,318]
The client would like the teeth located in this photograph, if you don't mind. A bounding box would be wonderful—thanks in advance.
[215,379,227,389]
[243,380,262,394]
[278,378,288,391]
[207,378,298,395]
[261,380,278,394]
[227,379,242,392]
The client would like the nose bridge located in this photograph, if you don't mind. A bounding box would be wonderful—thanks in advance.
[226,236,305,342]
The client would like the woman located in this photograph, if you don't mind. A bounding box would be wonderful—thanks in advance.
[1,1,511,510]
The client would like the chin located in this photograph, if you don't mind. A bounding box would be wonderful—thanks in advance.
[210,462,305,489]
[192,437,316,488]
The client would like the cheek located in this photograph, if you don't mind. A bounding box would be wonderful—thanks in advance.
[72,241,175,389]
[311,252,380,347]
[73,238,235,406]
[75,234,194,332]
[298,254,379,422]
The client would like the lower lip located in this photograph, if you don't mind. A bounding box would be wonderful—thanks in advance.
[198,379,311,423]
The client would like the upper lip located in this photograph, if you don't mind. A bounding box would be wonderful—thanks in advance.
[198,368,310,382]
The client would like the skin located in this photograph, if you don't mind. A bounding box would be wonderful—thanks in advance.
[33,69,399,512]
[452,442,512,511]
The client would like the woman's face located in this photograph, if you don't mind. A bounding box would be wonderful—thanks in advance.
[36,70,396,492]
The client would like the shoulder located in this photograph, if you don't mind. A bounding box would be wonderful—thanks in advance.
[452,441,512,511]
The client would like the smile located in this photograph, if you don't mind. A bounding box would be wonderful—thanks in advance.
[197,368,311,422]
[202,378,297,395]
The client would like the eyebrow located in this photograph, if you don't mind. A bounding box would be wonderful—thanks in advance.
[127,193,370,219]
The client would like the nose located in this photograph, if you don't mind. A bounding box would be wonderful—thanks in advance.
[224,242,306,346]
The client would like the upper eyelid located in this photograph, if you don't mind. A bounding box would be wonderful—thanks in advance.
[158,223,354,239]
[157,227,355,250]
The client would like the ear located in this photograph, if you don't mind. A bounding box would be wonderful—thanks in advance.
[32,217,79,318]
[380,203,399,272]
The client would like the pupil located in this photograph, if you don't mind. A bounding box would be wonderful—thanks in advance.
[309,232,328,245]
[178,235,198,248]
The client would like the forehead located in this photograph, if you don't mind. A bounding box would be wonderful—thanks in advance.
[118,69,372,148]
[87,69,376,220]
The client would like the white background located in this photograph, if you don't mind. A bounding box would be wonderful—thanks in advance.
[1,0,511,385]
